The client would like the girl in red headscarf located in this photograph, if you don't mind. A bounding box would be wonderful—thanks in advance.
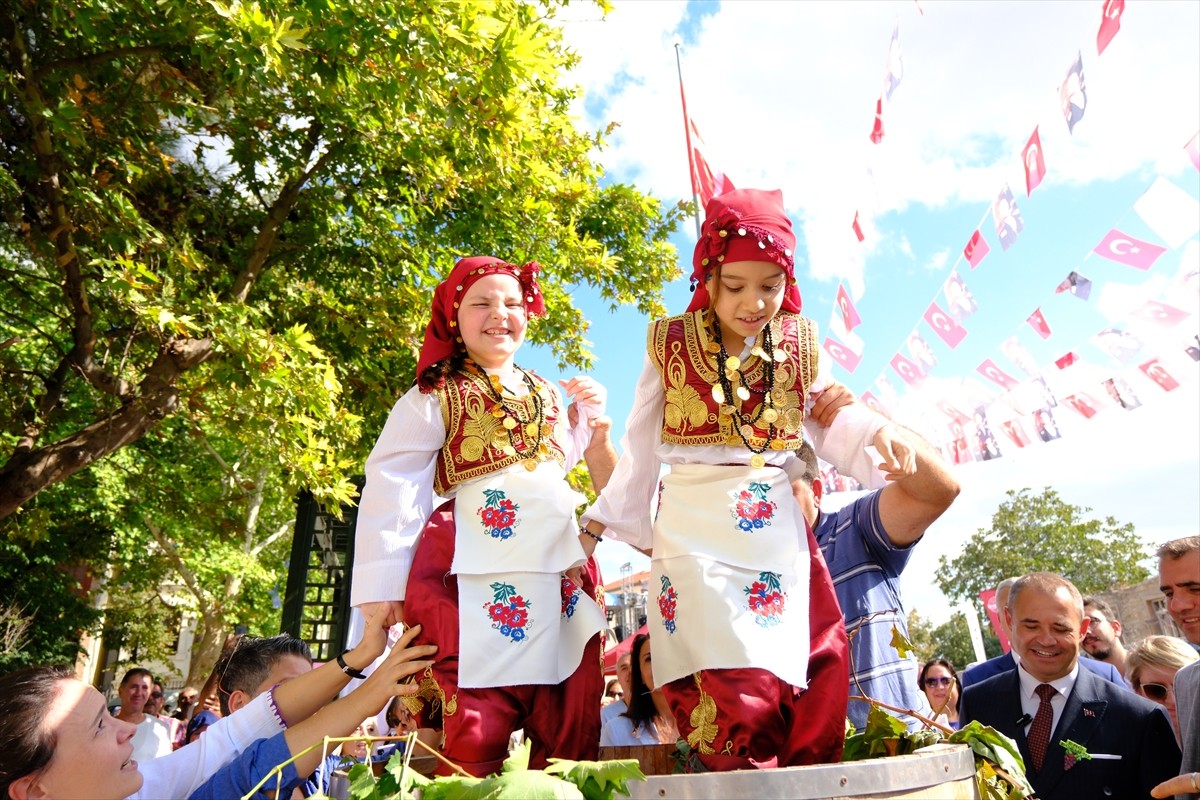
[579,189,907,771]
[351,256,615,777]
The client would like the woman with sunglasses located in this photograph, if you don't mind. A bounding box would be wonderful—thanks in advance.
[918,658,961,730]
[1126,635,1199,742]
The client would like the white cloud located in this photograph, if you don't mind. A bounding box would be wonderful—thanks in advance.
[556,0,1200,293]
[923,248,950,273]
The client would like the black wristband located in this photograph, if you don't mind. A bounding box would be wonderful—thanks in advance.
[580,526,602,543]
[337,650,368,680]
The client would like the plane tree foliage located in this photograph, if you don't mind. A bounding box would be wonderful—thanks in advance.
[935,487,1149,621]
[0,0,684,676]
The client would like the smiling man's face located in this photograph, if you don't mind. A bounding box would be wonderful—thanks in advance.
[1008,584,1087,683]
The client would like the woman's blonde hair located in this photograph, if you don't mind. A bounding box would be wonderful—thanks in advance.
[1124,634,1199,688]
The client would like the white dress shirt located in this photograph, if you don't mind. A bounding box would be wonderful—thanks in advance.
[1016,660,1079,739]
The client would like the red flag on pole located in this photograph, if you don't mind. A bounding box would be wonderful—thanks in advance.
[1023,127,1047,196]
[1097,0,1124,55]
[823,337,862,373]
[852,212,865,242]
[977,359,1019,389]
[923,301,968,349]
[964,229,990,268]
[1093,229,1167,270]
[835,283,862,331]
[869,96,885,144]
[688,119,734,207]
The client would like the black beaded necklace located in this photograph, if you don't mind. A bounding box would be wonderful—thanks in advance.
[464,360,550,470]
[707,315,784,469]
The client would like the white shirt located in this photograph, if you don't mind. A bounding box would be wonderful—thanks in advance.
[1016,660,1079,740]
[351,367,596,606]
[132,690,286,799]
[129,715,174,764]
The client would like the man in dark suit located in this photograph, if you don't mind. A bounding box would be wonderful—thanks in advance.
[962,573,1179,800]
[963,577,1128,689]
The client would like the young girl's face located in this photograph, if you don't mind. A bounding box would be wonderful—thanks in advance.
[457,273,527,370]
[708,260,787,345]
[22,679,142,799]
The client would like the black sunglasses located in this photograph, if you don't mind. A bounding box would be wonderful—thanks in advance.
[923,676,953,688]
[1140,682,1172,702]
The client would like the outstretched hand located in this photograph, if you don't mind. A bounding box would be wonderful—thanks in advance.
[561,376,607,427]
[872,424,916,482]
[352,603,404,666]
[357,623,437,707]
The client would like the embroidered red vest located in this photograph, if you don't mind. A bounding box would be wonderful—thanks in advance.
[648,310,819,450]
[433,369,568,496]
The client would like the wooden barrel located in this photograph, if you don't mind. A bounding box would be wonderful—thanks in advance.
[617,743,978,800]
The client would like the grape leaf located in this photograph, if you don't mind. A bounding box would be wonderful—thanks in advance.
[889,623,915,659]
[544,757,645,800]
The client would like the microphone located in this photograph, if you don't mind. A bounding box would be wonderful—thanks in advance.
[1015,713,1032,728]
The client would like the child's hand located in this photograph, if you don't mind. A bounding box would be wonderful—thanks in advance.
[808,381,856,427]
[561,376,607,425]
[348,604,404,670]
[872,425,916,481]
[357,624,437,706]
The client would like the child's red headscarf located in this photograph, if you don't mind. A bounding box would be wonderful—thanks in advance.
[687,188,802,314]
[416,256,545,392]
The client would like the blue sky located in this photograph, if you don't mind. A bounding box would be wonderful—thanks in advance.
[521,0,1200,625]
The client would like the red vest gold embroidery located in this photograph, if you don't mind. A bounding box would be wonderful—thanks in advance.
[648,310,818,450]
[433,370,567,496]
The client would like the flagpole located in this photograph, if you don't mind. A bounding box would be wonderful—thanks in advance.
[675,42,703,240]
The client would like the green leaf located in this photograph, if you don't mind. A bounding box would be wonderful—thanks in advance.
[544,758,645,800]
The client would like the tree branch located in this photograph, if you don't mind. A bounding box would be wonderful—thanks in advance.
[229,123,335,303]
[250,520,294,558]
[144,517,208,608]
[34,45,162,81]
[0,336,214,518]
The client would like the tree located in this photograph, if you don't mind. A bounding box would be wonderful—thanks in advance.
[1,0,685,676]
[935,487,1149,622]
[907,608,1001,674]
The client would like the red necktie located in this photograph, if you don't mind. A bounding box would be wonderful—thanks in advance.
[1026,683,1057,772]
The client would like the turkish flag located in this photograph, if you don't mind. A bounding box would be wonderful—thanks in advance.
[936,399,971,425]
[861,391,888,415]
[1023,127,1047,196]
[870,97,885,144]
[1187,130,1200,172]
[1064,392,1102,419]
[836,283,861,330]
[1093,229,1167,270]
[1026,308,1052,339]
[1002,420,1030,449]
[1139,358,1180,392]
[964,229,990,269]
[1131,300,1191,328]
[1055,352,1080,370]
[924,301,968,349]
[1097,0,1124,55]
[977,359,1019,390]
[689,121,735,207]
[823,336,862,373]
[852,211,865,242]
[890,353,925,387]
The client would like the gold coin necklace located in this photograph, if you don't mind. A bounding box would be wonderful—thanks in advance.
[465,360,548,470]
[708,314,783,469]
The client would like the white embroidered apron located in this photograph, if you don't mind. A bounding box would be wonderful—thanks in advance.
[452,461,606,689]
[648,463,811,690]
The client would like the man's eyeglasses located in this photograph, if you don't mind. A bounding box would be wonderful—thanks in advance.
[1139,682,1173,702]
[923,676,953,689]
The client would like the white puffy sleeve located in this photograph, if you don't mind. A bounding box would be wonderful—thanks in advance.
[350,385,447,606]
[579,354,663,551]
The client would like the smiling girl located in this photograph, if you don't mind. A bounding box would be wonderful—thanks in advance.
[350,256,615,777]
[579,188,904,771]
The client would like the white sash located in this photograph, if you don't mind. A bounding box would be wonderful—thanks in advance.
[453,462,605,688]
[647,464,811,689]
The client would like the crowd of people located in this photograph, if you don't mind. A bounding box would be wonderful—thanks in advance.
[0,187,1196,800]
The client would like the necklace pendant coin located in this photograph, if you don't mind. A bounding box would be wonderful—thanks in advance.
[735,386,750,402]
[773,348,787,363]
[761,408,779,424]
[525,422,539,438]
[772,387,787,404]
[726,435,741,447]
[712,385,726,404]
[502,417,518,430]
[739,423,753,438]
[719,404,733,417]
[769,439,786,450]
[491,404,505,418]
[705,341,721,354]
[541,423,554,438]
[523,458,538,472]
[751,346,767,360]
[749,453,766,469]
[501,445,517,457]
[725,355,741,371]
